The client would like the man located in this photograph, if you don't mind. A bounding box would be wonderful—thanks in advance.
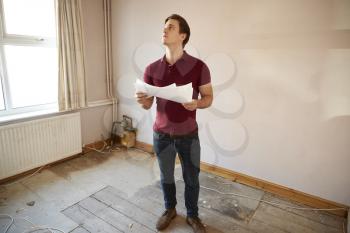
[135,14,213,233]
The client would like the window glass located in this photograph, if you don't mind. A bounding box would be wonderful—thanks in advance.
[0,80,4,110]
[4,45,58,108]
[3,0,56,38]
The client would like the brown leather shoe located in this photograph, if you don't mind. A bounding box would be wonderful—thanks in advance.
[156,208,177,230]
[186,216,207,233]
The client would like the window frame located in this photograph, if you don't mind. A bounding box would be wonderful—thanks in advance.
[0,0,58,118]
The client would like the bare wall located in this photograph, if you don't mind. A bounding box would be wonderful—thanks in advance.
[80,0,113,145]
[111,0,350,205]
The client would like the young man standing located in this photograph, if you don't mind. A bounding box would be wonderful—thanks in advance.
[135,14,213,233]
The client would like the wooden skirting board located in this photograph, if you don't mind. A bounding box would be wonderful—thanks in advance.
[135,141,349,218]
[200,162,348,217]
[135,141,154,154]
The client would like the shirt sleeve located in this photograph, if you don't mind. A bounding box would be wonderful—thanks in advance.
[199,62,211,86]
[143,65,153,85]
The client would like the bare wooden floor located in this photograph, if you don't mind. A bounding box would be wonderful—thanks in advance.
[0,149,346,233]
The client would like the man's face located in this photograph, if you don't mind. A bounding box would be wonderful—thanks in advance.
[162,19,186,47]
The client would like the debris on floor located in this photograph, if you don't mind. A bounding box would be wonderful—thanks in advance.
[26,201,35,206]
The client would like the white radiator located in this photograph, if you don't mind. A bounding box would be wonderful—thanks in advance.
[0,112,82,180]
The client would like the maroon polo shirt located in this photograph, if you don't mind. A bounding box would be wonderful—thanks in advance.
[143,51,211,136]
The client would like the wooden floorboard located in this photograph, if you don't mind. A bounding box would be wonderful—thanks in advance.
[100,185,235,233]
[69,226,91,233]
[94,186,191,233]
[62,204,123,233]
[80,196,155,233]
[92,186,158,231]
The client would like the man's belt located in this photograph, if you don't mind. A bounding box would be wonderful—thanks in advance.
[154,129,198,139]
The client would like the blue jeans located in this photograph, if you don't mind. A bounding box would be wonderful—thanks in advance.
[153,131,201,217]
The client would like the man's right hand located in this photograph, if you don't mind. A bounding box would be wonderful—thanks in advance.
[135,92,154,109]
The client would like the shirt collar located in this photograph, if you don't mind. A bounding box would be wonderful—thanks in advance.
[160,50,190,64]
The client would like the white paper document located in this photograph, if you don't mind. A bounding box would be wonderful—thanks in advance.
[135,79,193,103]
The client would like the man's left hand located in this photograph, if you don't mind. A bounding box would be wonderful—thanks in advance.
[182,99,198,111]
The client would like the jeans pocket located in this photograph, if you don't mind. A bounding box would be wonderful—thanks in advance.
[153,131,159,140]
[153,131,164,140]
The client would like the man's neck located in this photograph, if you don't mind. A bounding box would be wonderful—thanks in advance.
[165,45,184,65]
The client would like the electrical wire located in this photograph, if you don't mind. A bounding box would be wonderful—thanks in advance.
[0,166,46,187]
[0,214,66,233]
[125,147,154,161]
[83,140,125,154]
[83,140,109,154]
[199,181,348,233]
[198,177,349,212]
[22,226,65,233]
[0,214,14,233]
[199,185,347,211]
[192,177,348,232]
[83,140,153,157]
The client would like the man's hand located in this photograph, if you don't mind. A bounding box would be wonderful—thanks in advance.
[182,99,198,111]
[182,84,213,111]
[135,92,154,109]
[135,92,149,104]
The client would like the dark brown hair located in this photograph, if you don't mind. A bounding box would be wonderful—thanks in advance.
[165,14,190,48]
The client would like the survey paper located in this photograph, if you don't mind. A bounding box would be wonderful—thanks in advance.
[134,79,193,103]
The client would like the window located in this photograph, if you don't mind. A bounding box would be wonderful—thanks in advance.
[0,79,4,110]
[0,0,58,119]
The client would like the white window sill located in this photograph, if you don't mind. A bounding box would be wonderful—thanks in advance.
[0,107,59,125]
[0,99,115,125]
